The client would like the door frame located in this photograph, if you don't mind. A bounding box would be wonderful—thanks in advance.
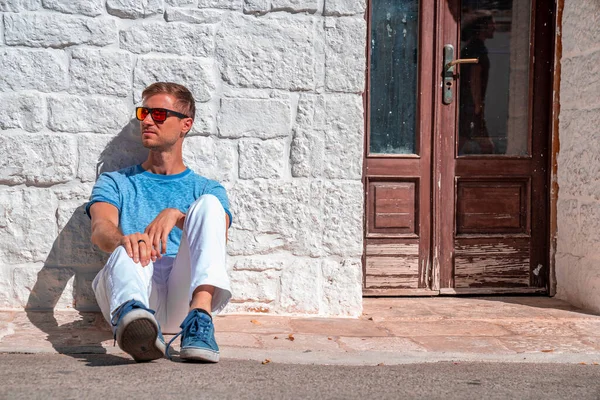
[362,0,560,295]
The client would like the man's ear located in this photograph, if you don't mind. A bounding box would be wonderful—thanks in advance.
[181,117,193,136]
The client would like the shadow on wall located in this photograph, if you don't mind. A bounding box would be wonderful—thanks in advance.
[24,119,147,366]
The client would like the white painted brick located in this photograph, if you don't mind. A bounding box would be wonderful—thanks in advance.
[74,271,101,311]
[44,201,108,268]
[166,0,195,6]
[229,180,324,257]
[120,22,214,57]
[321,180,363,257]
[227,228,286,256]
[217,98,291,139]
[271,0,318,12]
[107,0,165,19]
[48,95,131,134]
[188,102,217,135]
[325,17,366,92]
[4,13,117,48]
[0,92,45,132]
[0,133,76,185]
[321,258,362,316]
[42,0,104,16]
[197,0,241,8]
[70,49,134,97]
[165,7,223,24]
[230,269,279,302]
[291,128,324,178]
[0,266,13,308]
[280,258,321,314]
[232,257,284,271]
[239,139,285,179]
[0,0,40,11]
[0,188,58,264]
[0,48,67,92]
[216,13,318,90]
[133,56,218,103]
[13,265,74,309]
[243,0,269,13]
[324,0,365,16]
[183,136,236,182]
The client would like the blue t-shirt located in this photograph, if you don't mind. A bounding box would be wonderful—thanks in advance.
[85,165,232,257]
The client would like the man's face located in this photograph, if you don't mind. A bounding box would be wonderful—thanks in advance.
[140,93,192,151]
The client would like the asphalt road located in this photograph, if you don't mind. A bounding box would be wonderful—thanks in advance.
[1,354,600,399]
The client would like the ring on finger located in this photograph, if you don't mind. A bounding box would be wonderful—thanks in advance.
[137,239,146,245]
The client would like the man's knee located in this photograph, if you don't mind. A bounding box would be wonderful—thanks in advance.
[187,194,224,217]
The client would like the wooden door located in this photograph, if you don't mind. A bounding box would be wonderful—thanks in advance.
[364,0,555,295]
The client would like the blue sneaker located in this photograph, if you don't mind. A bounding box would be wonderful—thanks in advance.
[166,309,219,362]
[111,299,166,362]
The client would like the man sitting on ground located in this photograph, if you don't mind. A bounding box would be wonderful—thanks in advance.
[86,82,231,362]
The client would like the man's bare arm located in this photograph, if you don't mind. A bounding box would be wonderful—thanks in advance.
[90,202,123,253]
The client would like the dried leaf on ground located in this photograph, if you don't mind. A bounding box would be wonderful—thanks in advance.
[250,319,261,325]
[580,362,587,365]
[377,363,385,366]
[327,337,333,341]
[262,359,271,365]
[273,336,279,340]
[287,334,295,341]
[541,349,554,353]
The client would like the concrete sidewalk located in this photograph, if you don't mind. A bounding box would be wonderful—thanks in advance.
[2,297,600,365]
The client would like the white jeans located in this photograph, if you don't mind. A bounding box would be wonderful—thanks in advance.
[92,195,232,334]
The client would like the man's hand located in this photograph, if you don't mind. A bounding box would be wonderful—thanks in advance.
[145,208,185,262]
[120,232,153,267]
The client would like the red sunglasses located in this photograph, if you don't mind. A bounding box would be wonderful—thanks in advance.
[136,107,189,123]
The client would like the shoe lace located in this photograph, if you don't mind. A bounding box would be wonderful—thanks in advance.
[165,312,210,359]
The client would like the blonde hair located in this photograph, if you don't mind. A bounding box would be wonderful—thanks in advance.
[142,82,196,120]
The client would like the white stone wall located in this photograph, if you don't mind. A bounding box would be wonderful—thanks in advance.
[0,0,366,317]
[555,0,600,313]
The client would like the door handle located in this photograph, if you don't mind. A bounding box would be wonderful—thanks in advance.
[442,44,479,105]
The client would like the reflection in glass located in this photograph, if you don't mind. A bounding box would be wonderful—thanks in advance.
[369,0,419,155]
[458,0,530,156]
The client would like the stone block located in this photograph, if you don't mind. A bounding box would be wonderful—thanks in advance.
[243,0,269,13]
[232,257,285,271]
[323,129,362,179]
[0,133,76,185]
[230,269,279,302]
[4,13,117,48]
[164,7,223,23]
[0,267,12,308]
[166,0,195,6]
[0,0,39,11]
[133,56,218,103]
[188,102,217,135]
[295,93,364,133]
[321,258,362,316]
[323,0,365,16]
[216,13,318,90]
[42,0,104,16]
[48,95,131,134]
[197,0,241,8]
[562,0,600,56]
[226,228,286,256]
[74,271,101,311]
[271,0,318,12]
[217,98,291,139]
[561,50,600,109]
[325,17,366,92]
[45,201,108,268]
[280,258,321,313]
[13,265,75,309]
[238,139,285,179]
[107,0,165,18]
[70,49,134,97]
[0,188,58,264]
[321,180,363,256]
[229,180,324,257]
[0,92,45,132]
[182,136,236,182]
[291,128,324,177]
[0,48,67,92]
[120,22,214,57]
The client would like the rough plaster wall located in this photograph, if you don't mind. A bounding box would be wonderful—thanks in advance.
[0,0,366,317]
[555,0,600,313]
